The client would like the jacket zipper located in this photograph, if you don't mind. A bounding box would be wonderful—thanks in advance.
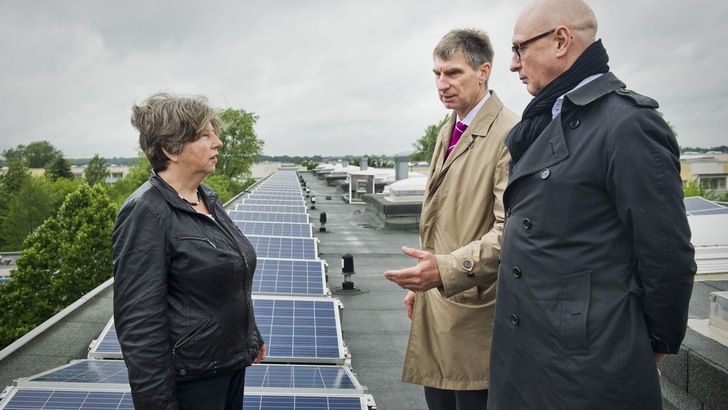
[206,211,256,355]
[172,315,212,358]
[193,200,256,357]
[179,236,217,248]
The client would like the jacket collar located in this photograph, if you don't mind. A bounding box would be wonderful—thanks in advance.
[427,91,505,195]
[507,72,623,185]
[444,90,505,162]
[149,172,218,212]
[563,72,625,109]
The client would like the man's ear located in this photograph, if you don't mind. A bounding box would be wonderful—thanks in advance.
[554,26,572,56]
[480,62,492,84]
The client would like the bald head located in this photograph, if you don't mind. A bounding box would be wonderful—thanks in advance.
[510,0,599,95]
[517,0,597,52]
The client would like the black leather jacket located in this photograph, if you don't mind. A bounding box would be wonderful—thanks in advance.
[113,174,261,409]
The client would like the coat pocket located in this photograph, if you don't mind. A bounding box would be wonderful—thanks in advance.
[172,314,212,359]
[561,271,591,354]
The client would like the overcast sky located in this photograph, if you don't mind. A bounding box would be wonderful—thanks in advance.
[1,0,725,159]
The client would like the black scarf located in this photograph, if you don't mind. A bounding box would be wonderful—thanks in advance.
[506,39,610,164]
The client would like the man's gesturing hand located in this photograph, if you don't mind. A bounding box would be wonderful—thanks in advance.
[384,246,443,292]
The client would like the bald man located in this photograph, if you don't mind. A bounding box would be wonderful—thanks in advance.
[487,1,696,408]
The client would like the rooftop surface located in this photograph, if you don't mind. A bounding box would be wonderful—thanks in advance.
[0,169,726,409]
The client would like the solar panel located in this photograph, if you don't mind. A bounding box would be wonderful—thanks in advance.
[228,211,309,224]
[251,185,302,194]
[87,319,122,360]
[685,196,728,216]
[87,296,346,364]
[0,388,370,410]
[235,204,308,214]
[16,361,364,394]
[243,394,368,409]
[247,236,319,260]
[252,190,303,196]
[247,194,304,201]
[245,364,364,393]
[254,296,347,364]
[254,186,302,192]
[19,360,128,387]
[256,183,301,189]
[243,198,306,206]
[0,388,134,410]
[236,221,313,238]
[254,258,327,295]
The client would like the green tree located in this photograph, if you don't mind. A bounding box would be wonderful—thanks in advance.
[0,178,53,251]
[684,179,719,201]
[107,154,152,206]
[0,176,80,252]
[2,141,63,168]
[355,155,394,168]
[45,156,74,181]
[0,159,32,250]
[47,177,83,209]
[217,108,265,180]
[411,115,449,162]
[1,146,25,165]
[296,160,320,171]
[84,154,109,186]
[0,184,115,348]
[0,159,31,194]
[204,173,237,204]
[24,141,63,168]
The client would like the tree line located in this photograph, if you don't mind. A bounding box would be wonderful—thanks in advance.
[0,108,263,349]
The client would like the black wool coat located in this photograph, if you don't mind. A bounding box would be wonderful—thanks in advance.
[488,72,696,410]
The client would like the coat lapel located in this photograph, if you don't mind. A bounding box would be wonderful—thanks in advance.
[507,114,569,187]
[430,94,504,195]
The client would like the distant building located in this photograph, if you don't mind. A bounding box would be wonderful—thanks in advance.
[24,166,131,184]
[681,153,728,194]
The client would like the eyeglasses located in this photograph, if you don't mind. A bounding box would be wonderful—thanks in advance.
[511,29,556,60]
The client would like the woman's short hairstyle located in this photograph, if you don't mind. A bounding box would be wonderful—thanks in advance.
[433,28,494,70]
[131,92,224,172]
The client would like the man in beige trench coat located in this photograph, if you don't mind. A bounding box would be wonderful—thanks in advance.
[384,28,519,409]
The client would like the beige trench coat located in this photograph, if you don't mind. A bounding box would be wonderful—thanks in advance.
[402,91,518,390]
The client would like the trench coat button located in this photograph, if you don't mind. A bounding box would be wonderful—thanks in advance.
[540,168,550,179]
[513,267,522,278]
[570,119,580,129]
[179,369,187,376]
[523,218,532,229]
[511,314,520,325]
[467,271,475,278]
[463,260,472,269]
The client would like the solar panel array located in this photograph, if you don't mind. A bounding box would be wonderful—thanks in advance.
[0,170,376,410]
[685,196,728,216]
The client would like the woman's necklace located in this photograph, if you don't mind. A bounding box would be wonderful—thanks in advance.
[180,190,201,206]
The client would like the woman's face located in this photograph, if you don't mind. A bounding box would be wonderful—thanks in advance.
[177,121,223,176]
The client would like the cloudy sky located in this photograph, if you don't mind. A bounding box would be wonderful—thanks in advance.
[1,0,725,159]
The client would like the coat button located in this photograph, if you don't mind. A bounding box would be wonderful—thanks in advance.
[511,314,520,325]
[513,267,522,278]
[467,271,475,278]
[523,218,531,229]
[540,168,550,179]
[463,260,472,269]
[570,119,580,129]
[179,369,187,376]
